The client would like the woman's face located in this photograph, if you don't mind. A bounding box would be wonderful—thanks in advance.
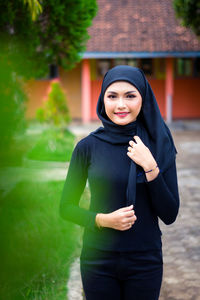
[104,81,142,125]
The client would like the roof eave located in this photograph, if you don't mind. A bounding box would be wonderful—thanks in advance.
[83,51,200,58]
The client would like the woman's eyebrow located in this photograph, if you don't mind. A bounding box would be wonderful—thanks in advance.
[107,90,137,94]
[107,91,117,94]
[125,91,137,94]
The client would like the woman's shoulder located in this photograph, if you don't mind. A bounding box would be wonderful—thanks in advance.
[74,134,96,154]
[76,134,95,146]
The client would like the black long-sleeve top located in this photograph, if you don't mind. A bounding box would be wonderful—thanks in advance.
[60,134,179,252]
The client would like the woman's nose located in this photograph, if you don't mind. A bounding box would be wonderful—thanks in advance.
[117,97,126,109]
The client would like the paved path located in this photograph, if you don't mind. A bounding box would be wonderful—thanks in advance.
[159,130,200,300]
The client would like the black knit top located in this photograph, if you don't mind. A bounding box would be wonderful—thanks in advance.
[60,134,179,252]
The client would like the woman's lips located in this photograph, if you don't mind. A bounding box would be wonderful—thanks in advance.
[114,112,130,118]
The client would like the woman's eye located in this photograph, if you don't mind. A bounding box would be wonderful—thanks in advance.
[108,95,116,99]
[126,94,135,99]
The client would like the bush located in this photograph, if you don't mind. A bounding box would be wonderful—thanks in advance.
[36,81,71,127]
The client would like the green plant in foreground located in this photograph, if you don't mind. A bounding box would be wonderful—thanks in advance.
[0,180,83,299]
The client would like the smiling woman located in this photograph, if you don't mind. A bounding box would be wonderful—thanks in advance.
[60,65,180,300]
[104,81,142,126]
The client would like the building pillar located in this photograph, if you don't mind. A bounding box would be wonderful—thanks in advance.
[165,58,174,123]
[81,59,91,123]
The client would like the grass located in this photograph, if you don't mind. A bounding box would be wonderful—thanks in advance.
[0,122,84,299]
[0,180,86,300]
[0,125,75,167]
[26,127,75,162]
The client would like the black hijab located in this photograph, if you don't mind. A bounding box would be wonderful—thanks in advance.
[91,65,177,207]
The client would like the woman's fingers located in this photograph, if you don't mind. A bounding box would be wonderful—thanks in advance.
[133,135,142,144]
[129,140,134,147]
[110,205,137,231]
[119,205,133,212]
[126,215,137,223]
[128,146,134,152]
[123,210,135,217]
[127,151,134,159]
[129,136,142,147]
[121,216,137,230]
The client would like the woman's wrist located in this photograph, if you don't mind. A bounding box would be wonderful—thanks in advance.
[144,165,158,173]
[95,213,106,229]
[145,165,160,182]
[142,158,157,173]
[141,158,160,181]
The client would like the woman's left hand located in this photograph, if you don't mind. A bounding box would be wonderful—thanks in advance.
[127,136,159,180]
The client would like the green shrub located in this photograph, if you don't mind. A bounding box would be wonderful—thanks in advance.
[36,81,71,127]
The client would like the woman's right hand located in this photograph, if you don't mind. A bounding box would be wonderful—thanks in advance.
[96,204,137,231]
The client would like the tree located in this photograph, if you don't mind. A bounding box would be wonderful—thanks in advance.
[173,0,200,37]
[23,0,43,21]
[0,0,97,161]
[0,0,98,78]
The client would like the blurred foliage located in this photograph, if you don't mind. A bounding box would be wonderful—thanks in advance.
[0,180,82,299]
[0,34,76,300]
[23,0,43,21]
[0,0,98,78]
[0,1,94,297]
[36,81,71,127]
[0,48,27,166]
[26,127,75,161]
[173,0,200,37]
[35,81,75,162]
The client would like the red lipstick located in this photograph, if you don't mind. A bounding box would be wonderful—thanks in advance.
[114,112,130,118]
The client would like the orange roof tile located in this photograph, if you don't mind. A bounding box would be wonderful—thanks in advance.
[86,0,200,54]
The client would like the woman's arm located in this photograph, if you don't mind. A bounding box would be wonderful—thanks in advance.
[61,140,138,232]
[127,135,180,225]
[145,160,180,225]
[59,142,97,230]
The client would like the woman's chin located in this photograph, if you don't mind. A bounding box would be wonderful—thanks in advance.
[112,116,136,126]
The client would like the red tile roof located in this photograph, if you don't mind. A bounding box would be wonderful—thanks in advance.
[86,0,200,54]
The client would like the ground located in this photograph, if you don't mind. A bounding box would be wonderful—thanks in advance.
[159,130,200,300]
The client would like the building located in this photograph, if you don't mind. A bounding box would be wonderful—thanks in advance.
[26,0,200,123]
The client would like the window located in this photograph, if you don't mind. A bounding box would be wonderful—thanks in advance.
[36,64,59,80]
[154,58,165,79]
[194,58,200,77]
[97,60,111,78]
[97,59,138,78]
[176,58,192,77]
[139,59,153,76]
[113,59,138,67]
[49,64,59,79]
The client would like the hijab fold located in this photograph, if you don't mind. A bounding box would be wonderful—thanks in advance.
[91,65,177,207]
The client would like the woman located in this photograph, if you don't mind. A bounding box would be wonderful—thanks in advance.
[60,65,179,300]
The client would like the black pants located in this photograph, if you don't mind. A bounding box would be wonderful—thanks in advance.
[80,246,163,300]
